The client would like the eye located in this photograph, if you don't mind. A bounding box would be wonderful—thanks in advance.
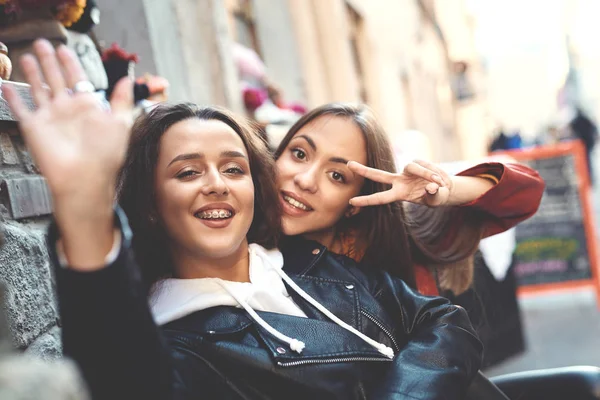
[330,171,346,183]
[224,166,244,175]
[176,170,198,179]
[291,148,307,160]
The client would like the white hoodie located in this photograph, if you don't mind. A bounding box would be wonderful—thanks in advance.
[150,244,307,325]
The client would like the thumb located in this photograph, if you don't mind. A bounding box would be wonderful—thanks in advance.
[426,186,450,207]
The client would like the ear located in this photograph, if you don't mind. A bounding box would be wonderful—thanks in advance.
[345,205,361,218]
[148,209,159,224]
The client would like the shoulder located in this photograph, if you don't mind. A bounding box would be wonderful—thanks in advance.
[279,235,405,295]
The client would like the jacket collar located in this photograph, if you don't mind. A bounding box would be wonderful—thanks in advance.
[279,236,328,276]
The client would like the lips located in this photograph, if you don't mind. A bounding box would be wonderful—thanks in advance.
[280,191,313,217]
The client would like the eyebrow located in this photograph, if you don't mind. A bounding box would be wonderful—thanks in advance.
[293,135,349,165]
[329,157,349,165]
[295,135,316,150]
[168,150,247,166]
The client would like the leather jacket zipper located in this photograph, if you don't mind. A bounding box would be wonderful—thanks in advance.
[360,310,400,352]
[277,356,393,367]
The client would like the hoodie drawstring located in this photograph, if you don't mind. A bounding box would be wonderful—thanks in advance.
[215,248,394,360]
[216,281,306,354]
[273,268,395,359]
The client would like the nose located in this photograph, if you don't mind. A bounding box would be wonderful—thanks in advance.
[294,165,318,193]
[201,168,229,196]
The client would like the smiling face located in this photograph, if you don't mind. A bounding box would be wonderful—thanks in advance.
[154,118,255,265]
[275,115,367,245]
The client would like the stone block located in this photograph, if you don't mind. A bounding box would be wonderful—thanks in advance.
[24,325,62,361]
[0,132,19,165]
[12,136,38,174]
[1,176,52,220]
[0,82,36,123]
[0,356,90,400]
[0,221,57,349]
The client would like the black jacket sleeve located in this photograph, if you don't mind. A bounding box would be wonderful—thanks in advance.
[371,275,483,400]
[50,207,174,400]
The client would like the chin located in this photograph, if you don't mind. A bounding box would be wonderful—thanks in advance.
[197,237,247,259]
[281,217,308,236]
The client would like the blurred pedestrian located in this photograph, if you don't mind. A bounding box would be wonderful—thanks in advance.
[568,107,598,185]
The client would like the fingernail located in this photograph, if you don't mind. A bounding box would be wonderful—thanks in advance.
[34,38,51,48]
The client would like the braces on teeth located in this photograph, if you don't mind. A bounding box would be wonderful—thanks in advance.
[199,210,232,219]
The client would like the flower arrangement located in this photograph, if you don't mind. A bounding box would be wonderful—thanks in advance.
[0,0,86,27]
[102,43,139,99]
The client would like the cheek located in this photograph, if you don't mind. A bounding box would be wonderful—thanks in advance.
[275,157,295,181]
[317,182,362,218]
[155,181,192,221]
[321,182,358,207]
[321,194,351,219]
[235,179,256,214]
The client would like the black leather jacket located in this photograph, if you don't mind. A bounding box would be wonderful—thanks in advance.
[51,208,483,400]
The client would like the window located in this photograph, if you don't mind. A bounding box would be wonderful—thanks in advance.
[227,0,262,57]
[346,4,368,103]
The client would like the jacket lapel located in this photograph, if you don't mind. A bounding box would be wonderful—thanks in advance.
[285,274,360,330]
[280,236,361,329]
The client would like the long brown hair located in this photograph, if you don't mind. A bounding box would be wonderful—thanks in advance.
[117,103,281,290]
[275,103,483,293]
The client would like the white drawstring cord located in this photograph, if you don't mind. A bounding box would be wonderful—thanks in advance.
[216,281,305,354]
[273,268,395,359]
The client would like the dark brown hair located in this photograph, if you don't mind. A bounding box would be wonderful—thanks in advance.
[117,103,281,289]
[275,103,483,293]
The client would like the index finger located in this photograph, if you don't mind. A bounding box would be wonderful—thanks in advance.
[33,39,66,95]
[347,161,395,184]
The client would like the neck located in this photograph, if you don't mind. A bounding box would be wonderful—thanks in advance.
[302,228,345,254]
[171,240,251,282]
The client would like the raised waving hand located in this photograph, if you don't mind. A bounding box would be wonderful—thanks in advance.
[3,39,134,269]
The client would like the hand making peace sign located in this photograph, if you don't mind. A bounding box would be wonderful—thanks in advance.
[348,159,454,208]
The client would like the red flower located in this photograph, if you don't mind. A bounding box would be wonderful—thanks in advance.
[101,43,139,63]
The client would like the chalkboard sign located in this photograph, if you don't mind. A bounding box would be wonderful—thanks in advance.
[498,141,600,295]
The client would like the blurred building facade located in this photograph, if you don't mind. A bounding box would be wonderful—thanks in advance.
[227,0,490,161]
[94,0,490,162]
[469,0,600,139]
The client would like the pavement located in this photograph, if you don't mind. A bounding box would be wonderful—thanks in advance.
[483,289,600,376]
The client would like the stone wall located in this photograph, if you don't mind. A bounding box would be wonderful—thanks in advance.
[0,81,60,359]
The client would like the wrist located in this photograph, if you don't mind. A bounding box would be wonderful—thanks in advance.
[52,183,115,220]
[448,175,494,206]
[52,188,117,271]
[56,209,116,271]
